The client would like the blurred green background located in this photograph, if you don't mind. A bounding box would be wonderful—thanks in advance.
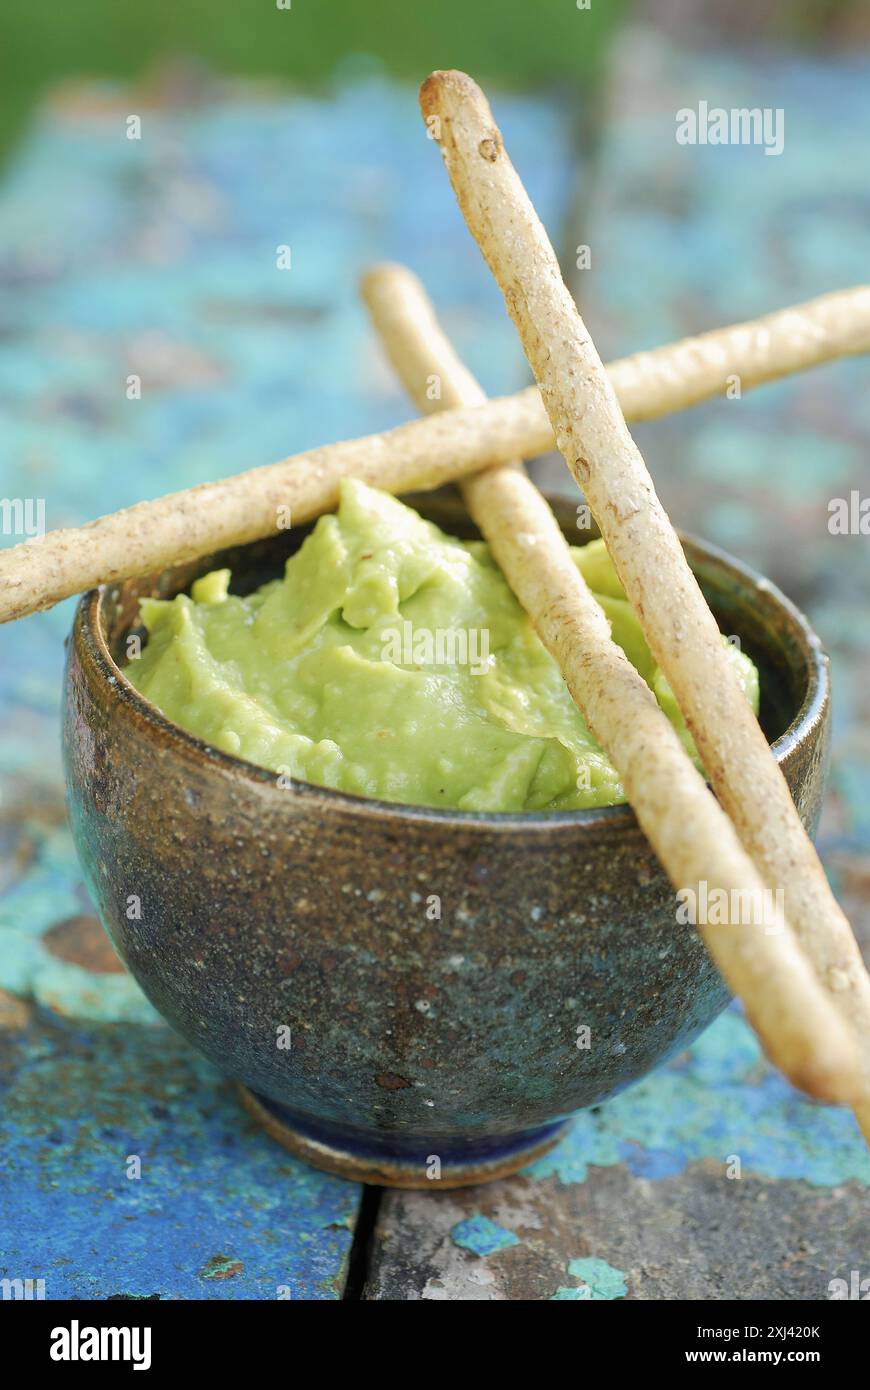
[2,0,867,164]
[0,0,627,160]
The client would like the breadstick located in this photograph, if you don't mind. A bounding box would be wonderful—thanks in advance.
[419,69,870,1126]
[608,284,870,420]
[3,288,870,625]
[362,260,859,1105]
[0,393,541,623]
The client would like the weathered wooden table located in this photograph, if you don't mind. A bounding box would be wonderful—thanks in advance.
[1,35,868,1300]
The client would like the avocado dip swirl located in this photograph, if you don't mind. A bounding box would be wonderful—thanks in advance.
[127,479,758,813]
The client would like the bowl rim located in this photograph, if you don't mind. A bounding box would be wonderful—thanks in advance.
[73,511,829,836]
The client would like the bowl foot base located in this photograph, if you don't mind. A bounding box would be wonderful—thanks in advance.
[236,1085,571,1188]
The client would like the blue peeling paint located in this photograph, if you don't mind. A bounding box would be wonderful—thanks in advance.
[527,1007,870,1188]
[549,1256,628,1300]
[450,1215,521,1258]
[0,1016,359,1299]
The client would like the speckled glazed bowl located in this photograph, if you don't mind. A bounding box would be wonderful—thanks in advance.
[63,491,831,1188]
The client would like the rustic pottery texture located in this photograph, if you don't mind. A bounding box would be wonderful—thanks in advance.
[62,492,831,1186]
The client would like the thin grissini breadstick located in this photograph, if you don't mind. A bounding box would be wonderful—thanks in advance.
[361,260,860,1105]
[0,394,544,624]
[608,284,870,419]
[420,68,870,1133]
[3,290,870,625]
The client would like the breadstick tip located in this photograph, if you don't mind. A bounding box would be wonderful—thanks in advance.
[420,68,477,112]
[419,70,498,147]
[359,262,407,299]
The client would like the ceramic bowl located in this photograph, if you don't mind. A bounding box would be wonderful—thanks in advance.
[62,491,831,1187]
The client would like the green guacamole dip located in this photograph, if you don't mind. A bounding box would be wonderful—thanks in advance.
[127,479,759,813]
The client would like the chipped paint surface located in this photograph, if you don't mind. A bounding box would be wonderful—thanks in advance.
[0,1013,359,1299]
[367,1007,868,1299]
[526,1008,870,1189]
[549,1254,629,1300]
[199,1254,245,1282]
[450,1215,520,1257]
[0,812,156,1023]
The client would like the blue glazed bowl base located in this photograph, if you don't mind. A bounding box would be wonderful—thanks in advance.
[237,1086,571,1188]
